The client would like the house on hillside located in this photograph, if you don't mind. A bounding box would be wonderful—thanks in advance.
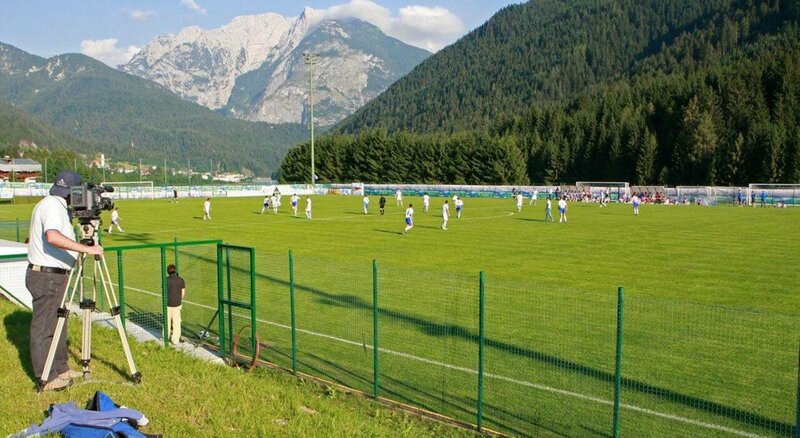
[0,157,42,182]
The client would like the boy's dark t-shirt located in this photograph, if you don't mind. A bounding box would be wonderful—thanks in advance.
[167,274,186,307]
[379,196,386,207]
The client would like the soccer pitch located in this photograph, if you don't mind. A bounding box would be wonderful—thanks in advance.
[2,195,798,437]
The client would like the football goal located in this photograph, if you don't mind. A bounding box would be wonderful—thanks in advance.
[102,181,155,200]
[575,181,630,201]
[675,186,716,206]
[747,183,800,206]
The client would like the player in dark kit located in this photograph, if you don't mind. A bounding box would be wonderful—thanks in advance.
[379,196,387,215]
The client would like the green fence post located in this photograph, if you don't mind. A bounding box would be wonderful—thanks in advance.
[117,251,125,329]
[477,271,486,432]
[289,250,297,374]
[160,245,169,346]
[217,244,225,358]
[613,287,625,438]
[15,218,20,242]
[225,247,233,357]
[373,259,379,399]
[173,237,179,272]
[250,248,257,355]
[795,342,799,438]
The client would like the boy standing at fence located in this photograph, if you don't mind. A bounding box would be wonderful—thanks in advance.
[166,264,185,345]
[107,207,124,234]
[632,194,640,216]
[203,198,212,220]
[396,189,403,207]
[403,203,414,235]
[423,193,430,213]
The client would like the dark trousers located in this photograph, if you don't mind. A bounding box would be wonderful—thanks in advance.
[26,269,70,382]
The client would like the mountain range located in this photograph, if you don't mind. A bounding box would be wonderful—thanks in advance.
[122,9,430,126]
[0,42,307,177]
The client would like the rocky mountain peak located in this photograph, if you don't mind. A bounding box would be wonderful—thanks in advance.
[121,8,430,125]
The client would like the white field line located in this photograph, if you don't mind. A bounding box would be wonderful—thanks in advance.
[120,283,764,438]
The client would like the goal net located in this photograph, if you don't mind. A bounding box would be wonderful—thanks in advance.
[575,181,630,202]
[102,181,155,200]
[676,186,719,206]
[747,184,800,207]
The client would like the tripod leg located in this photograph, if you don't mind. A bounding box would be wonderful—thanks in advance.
[38,260,82,390]
[80,299,95,379]
[98,254,141,383]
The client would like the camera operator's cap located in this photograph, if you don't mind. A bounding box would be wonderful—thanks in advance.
[49,170,82,198]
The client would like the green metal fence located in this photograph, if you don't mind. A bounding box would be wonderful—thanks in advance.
[104,240,224,346]
[2,242,797,437]
[245,250,799,437]
[0,219,27,243]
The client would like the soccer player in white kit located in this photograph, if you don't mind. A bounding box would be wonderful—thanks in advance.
[530,189,538,205]
[442,200,450,230]
[558,196,568,223]
[363,196,370,214]
[108,207,124,233]
[455,197,464,218]
[396,189,403,207]
[422,193,430,212]
[203,198,212,220]
[261,195,269,214]
[403,203,414,234]
[270,195,278,214]
[545,197,554,222]
[305,197,312,220]
[516,193,524,212]
[631,194,641,216]
[291,194,299,216]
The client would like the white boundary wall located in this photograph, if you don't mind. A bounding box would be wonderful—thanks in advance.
[0,240,32,309]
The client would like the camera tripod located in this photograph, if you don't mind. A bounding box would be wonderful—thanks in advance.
[38,219,141,390]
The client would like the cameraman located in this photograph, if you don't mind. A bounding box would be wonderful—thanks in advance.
[26,170,103,391]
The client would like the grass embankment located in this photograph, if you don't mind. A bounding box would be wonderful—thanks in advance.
[0,298,472,437]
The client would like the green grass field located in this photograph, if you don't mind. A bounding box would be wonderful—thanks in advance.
[1,195,798,437]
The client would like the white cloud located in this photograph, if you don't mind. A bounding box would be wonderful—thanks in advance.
[180,0,207,16]
[307,0,465,52]
[80,39,141,67]
[127,9,157,21]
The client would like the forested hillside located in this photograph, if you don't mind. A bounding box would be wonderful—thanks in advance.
[282,0,799,185]
[0,44,308,177]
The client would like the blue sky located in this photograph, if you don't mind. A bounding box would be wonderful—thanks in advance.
[0,1,521,65]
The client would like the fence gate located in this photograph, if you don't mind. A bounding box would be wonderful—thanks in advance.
[217,243,257,364]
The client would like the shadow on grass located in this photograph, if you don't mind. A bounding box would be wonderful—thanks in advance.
[374,229,403,236]
[3,309,35,381]
[516,218,547,222]
[105,232,153,243]
[150,249,796,435]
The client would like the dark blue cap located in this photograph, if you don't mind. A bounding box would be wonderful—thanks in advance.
[49,171,82,198]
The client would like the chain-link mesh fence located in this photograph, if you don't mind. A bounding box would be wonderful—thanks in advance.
[622,297,799,437]
[484,279,618,436]
[0,219,27,243]
[5,241,795,437]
